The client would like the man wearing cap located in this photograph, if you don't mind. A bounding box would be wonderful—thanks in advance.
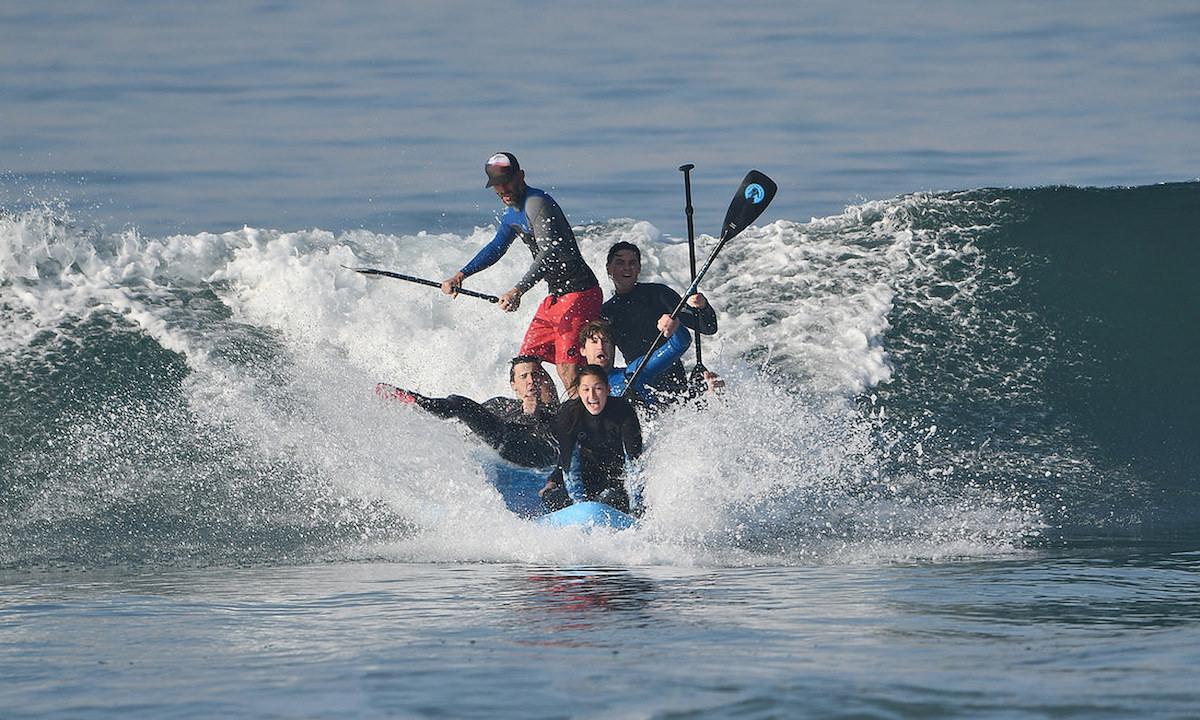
[442,152,602,396]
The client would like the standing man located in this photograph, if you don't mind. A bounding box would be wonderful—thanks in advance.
[442,152,601,396]
[600,241,718,400]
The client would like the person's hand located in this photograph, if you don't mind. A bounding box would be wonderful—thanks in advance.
[538,479,560,498]
[534,366,560,406]
[704,370,725,394]
[441,272,465,297]
[657,313,680,337]
[499,287,522,312]
[687,292,709,310]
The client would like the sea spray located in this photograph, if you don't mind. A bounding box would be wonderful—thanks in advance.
[9,184,1198,569]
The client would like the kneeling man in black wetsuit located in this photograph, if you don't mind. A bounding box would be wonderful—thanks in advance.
[601,241,720,401]
[538,364,643,513]
[377,355,559,468]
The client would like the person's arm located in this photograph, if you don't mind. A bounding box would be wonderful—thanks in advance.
[512,194,576,294]
[443,221,517,295]
[497,197,561,311]
[659,288,717,337]
[422,395,507,447]
[623,325,691,396]
[534,363,560,408]
[539,402,578,500]
[619,400,644,461]
[683,292,718,335]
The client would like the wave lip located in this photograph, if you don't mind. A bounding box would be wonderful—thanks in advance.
[4,182,1198,568]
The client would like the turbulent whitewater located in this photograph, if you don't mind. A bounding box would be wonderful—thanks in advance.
[3,183,1197,570]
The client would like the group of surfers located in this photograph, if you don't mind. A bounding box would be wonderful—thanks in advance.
[376,152,721,516]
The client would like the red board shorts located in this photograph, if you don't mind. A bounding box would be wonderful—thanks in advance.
[520,285,603,366]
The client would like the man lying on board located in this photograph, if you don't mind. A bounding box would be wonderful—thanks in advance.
[376,355,559,468]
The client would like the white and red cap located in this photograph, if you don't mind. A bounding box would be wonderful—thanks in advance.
[484,152,521,187]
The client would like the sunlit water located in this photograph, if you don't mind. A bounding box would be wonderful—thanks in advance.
[4,2,1200,718]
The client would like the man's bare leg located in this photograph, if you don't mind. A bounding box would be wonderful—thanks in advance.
[556,362,580,399]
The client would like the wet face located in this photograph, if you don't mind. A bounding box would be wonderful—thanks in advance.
[509,361,543,402]
[491,173,526,207]
[578,374,609,415]
[582,333,615,369]
[606,248,641,294]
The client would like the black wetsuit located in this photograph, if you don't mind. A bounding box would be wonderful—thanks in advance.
[546,396,643,513]
[601,282,718,398]
[415,395,558,468]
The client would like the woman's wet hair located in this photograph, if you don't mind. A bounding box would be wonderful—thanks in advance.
[576,364,610,388]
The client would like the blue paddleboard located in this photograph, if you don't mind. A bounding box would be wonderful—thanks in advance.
[484,461,550,518]
[536,501,638,530]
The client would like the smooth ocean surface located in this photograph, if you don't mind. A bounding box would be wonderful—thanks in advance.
[6,556,1200,719]
[2,1,1197,236]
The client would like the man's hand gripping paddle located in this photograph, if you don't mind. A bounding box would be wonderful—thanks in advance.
[346,266,500,303]
[619,169,777,398]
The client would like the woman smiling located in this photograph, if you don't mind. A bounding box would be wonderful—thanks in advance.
[538,365,643,513]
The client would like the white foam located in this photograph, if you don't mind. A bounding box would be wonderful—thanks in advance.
[0,203,1041,565]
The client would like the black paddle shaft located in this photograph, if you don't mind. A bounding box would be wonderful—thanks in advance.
[679,163,704,370]
[620,169,777,397]
[348,266,500,303]
[679,163,698,277]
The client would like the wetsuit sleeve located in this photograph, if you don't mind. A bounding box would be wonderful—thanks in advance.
[414,395,554,467]
[663,284,717,335]
[551,400,581,475]
[683,299,718,335]
[460,219,519,278]
[618,399,643,461]
[513,194,581,294]
[621,325,691,399]
[480,396,522,421]
[416,395,507,446]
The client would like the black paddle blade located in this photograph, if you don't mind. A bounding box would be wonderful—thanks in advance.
[720,170,777,241]
[619,171,773,399]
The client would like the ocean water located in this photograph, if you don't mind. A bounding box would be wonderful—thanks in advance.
[3,2,1200,718]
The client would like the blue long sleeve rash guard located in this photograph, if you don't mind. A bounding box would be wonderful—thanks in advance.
[459,186,598,297]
